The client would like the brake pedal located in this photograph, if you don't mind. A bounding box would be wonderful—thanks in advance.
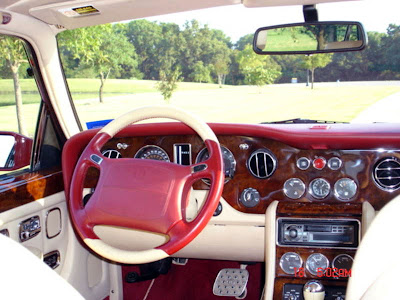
[213,268,249,298]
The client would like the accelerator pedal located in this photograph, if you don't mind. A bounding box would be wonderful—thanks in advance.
[213,268,249,298]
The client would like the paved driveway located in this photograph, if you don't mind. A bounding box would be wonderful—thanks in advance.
[352,92,400,123]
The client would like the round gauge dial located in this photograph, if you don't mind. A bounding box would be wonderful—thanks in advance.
[334,178,357,201]
[134,145,170,162]
[306,253,329,276]
[332,254,353,271]
[102,149,122,159]
[284,178,306,199]
[279,252,303,275]
[196,146,236,184]
[309,178,330,199]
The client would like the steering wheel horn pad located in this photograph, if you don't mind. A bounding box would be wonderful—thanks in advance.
[68,106,224,264]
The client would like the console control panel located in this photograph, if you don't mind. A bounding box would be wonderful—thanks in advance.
[283,284,346,300]
[19,216,41,242]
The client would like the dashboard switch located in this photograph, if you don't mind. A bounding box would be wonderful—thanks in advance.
[328,157,342,170]
[297,157,310,170]
[313,157,326,170]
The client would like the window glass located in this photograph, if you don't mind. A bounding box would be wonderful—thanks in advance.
[57,2,400,127]
[0,35,41,175]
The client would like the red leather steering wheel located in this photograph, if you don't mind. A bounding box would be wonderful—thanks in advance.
[69,106,224,264]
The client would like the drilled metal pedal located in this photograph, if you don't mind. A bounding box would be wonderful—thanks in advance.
[213,268,249,297]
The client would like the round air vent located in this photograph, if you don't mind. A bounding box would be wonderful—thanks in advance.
[247,149,277,179]
[374,157,400,191]
[102,149,121,159]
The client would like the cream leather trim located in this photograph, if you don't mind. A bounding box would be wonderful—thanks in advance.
[99,105,218,143]
[264,201,279,300]
[109,264,123,300]
[0,234,84,299]
[346,195,400,300]
[84,238,168,264]
[93,226,169,251]
[361,201,375,237]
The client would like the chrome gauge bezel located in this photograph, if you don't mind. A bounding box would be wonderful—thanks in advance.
[309,178,331,200]
[195,145,236,185]
[134,145,170,162]
[334,178,357,201]
[279,252,303,275]
[332,254,353,271]
[283,178,306,199]
[306,253,329,276]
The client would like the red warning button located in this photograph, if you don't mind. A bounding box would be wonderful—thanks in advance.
[313,157,326,170]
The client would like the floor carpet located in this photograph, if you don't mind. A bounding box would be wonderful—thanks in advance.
[122,259,264,300]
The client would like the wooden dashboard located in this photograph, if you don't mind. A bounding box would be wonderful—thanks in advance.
[97,134,400,213]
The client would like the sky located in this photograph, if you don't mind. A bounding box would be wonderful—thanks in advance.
[145,0,400,43]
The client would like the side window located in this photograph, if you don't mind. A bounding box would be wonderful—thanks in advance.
[0,35,41,176]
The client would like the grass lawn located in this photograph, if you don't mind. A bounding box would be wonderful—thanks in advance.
[0,78,222,105]
[0,79,399,137]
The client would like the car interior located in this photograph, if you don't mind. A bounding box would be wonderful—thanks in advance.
[0,0,399,299]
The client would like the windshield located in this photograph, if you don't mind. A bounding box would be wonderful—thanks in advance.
[57,1,400,128]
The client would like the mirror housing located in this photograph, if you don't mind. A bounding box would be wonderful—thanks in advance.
[0,132,32,171]
[253,21,367,55]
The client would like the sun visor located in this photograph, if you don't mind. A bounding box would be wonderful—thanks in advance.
[244,0,361,8]
[29,0,241,29]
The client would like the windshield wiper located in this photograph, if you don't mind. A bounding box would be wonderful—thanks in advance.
[262,118,347,124]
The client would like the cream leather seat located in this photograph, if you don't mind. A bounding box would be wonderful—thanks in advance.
[346,195,400,299]
[0,234,84,299]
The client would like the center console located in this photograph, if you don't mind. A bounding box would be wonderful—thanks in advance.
[269,202,363,300]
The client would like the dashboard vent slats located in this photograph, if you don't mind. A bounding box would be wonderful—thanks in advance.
[247,149,277,179]
[374,157,400,191]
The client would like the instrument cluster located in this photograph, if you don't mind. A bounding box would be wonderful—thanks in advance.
[284,156,358,202]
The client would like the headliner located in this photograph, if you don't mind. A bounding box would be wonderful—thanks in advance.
[1,0,359,29]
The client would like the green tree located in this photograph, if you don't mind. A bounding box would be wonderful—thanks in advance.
[58,24,139,103]
[156,68,181,103]
[212,42,231,88]
[192,61,212,83]
[300,54,332,89]
[123,20,162,80]
[235,34,253,51]
[0,36,27,135]
[237,45,281,92]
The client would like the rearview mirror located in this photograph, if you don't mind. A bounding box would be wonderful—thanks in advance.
[253,22,367,55]
[0,132,32,171]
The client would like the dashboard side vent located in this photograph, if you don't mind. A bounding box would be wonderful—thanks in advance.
[374,157,400,191]
[247,149,277,179]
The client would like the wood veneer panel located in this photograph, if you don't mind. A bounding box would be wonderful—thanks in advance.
[98,135,400,213]
[0,167,63,213]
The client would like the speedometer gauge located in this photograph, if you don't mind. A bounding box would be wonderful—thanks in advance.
[134,145,170,162]
[309,178,330,200]
[196,146,236,184]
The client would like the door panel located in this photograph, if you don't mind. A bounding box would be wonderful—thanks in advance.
[0,171,112,299]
